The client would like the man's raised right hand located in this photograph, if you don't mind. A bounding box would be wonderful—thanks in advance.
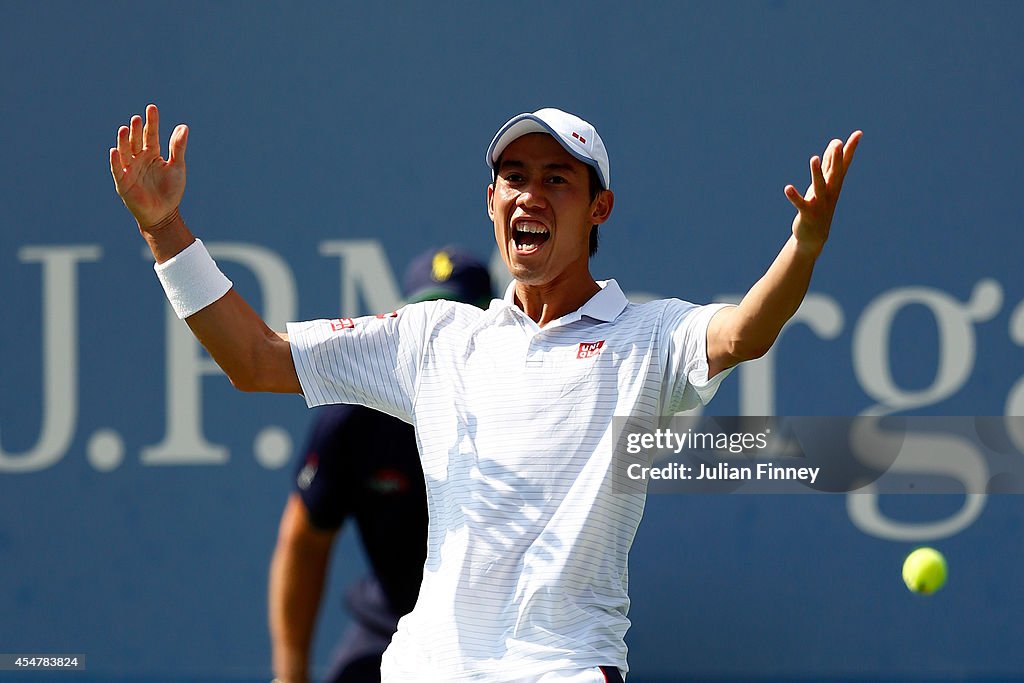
[109,104,189,231]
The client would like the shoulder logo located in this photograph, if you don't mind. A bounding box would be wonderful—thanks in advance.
[375,311,399,319]
[297,453,319,490]
[367,468,410,494]
[330,318,355,331]
[576,340,605,359]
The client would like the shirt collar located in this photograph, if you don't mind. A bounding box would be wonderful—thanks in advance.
[500,279,628,325]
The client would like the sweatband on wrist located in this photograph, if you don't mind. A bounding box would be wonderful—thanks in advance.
[153,238,233,319]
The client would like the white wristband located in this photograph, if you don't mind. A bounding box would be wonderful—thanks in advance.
[154,238,233,319]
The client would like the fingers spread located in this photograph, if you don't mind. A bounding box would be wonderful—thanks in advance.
[129,114,143,156]
[168,124,189,165]
[842,130,863,172]
[784,184,808,211]
[824,139,844,183]
[116,125,132,163]
[788,131,862,217]
[109,148,122,183]
[810,155,826,201]
[144,104,160,154]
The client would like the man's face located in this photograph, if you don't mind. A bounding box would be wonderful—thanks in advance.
[487,133,612,289]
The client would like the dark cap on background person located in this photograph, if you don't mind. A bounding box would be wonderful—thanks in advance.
[403,245,493,309]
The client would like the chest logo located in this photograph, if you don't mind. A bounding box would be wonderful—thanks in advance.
[576,340,605,359]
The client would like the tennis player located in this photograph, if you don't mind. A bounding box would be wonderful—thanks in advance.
[110,105,860,682]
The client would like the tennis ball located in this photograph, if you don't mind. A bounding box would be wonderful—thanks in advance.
[902,547,947,594]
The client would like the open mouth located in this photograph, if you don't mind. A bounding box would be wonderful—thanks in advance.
[513,221,550,254]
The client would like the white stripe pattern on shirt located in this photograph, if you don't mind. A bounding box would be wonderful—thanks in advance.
[286,280,732,682]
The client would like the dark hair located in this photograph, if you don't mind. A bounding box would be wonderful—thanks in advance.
[493,153,606,257]
[585,165,602,257]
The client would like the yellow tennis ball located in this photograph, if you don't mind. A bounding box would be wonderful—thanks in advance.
[902,547,947,594]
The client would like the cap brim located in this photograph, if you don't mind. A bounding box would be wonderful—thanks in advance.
[486,113,608,189]
[405,287,470,305]
[487,116,550,165]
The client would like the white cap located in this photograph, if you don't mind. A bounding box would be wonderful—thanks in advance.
[486,108,610,189]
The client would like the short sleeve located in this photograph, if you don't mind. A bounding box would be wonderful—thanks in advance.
[661,301,735,414]
[286,303,434,422]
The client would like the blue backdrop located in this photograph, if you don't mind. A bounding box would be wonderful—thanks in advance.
[1,2,1022,680]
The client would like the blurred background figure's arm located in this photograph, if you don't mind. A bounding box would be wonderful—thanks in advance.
[269,494,337,683]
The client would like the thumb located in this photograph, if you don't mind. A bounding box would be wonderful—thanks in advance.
[168,124,189,166]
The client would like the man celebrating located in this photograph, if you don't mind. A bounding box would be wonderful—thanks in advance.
[111,105,859,682]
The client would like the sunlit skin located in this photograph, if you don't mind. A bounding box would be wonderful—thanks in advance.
[110,104,862,392]
[487,133,614,327]
[705,129,862,377]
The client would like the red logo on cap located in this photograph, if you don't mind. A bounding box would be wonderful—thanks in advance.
[330,318,355,331]
[571,131,587,144]
[576,340,604,359]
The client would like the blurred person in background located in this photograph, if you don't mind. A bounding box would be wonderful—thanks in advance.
[268,247,494,683]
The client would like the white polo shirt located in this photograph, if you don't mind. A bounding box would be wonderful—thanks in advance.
[287,280,732,682]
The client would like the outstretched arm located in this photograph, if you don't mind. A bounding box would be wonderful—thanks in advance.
[706,131,862,379]
[110,104,300,393]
